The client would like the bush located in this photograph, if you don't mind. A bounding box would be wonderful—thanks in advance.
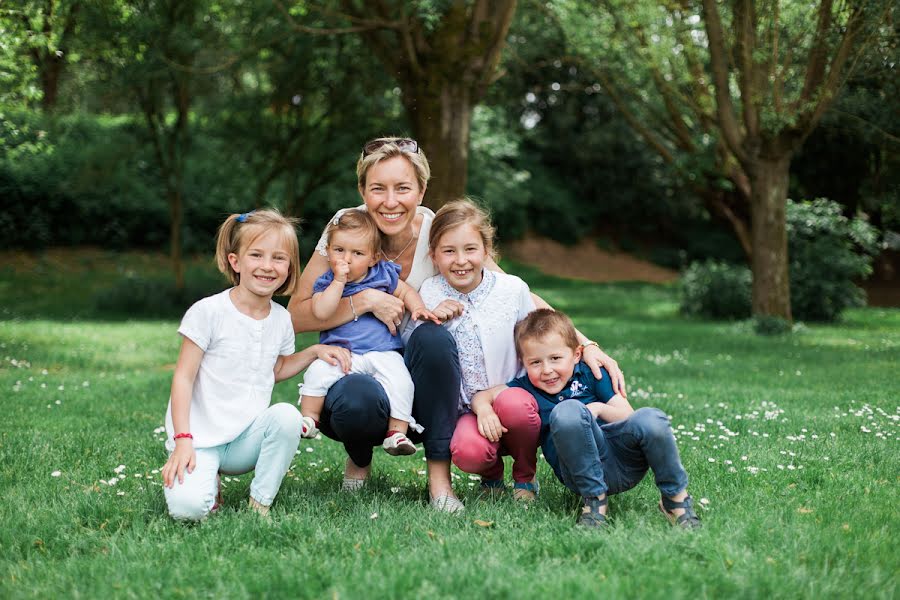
[680,199,879,323]
[679,260,752,320]
[787,198,879,321]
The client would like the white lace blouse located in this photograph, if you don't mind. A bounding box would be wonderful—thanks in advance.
[415,269,535,411]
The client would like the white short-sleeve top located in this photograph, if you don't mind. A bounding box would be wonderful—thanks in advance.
[317,205,438,333]
[164,289,296,451]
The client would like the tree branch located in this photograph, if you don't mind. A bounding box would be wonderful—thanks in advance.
[701,0,747,163]
[799,0,835,103]
[734,0,759,138]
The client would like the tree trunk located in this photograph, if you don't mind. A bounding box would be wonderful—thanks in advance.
[168,186,185,292]
[39,56,64,112]
[747,153,792,322]
[405,79,472,208]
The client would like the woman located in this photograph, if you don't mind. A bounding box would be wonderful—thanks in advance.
[288,137,626,512]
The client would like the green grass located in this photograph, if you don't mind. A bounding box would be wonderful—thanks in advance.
[1,252,898,598]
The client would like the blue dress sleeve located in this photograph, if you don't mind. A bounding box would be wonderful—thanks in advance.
[313,270,335,294]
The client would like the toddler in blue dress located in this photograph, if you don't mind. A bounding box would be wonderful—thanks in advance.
[298,210,439,455]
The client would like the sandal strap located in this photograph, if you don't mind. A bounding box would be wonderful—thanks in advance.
[661,494,694,511]
[661,495,701,526]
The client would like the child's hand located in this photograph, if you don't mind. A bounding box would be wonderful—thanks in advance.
[477,408,508,443]
[331,259,350,283]
[316,344,351,373]
[432,299,464,322]
[162,439,196,488]
[411,307,441,325]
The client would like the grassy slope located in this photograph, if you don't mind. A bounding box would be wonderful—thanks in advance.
[0,255,897,599]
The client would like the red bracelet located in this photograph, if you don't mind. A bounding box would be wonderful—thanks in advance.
[174,432,193,440]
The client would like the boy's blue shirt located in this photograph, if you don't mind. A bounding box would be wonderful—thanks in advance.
[507,362,616,445]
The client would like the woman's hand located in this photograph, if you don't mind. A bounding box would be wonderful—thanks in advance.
[315,344,352,373]
[476,408,508,443]
[410,307,441,325]
[431,299,465,323]
[582,344,627,398]
[359,288,405,335]
[162,439,196,488]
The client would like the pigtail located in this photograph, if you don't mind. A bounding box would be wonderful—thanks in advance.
[215,213,243,286]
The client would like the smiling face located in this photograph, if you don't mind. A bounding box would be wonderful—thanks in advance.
[431,223,487,294]
[327,228,379,283]
[227,229,292,299]
[359,156,425,238]
[519,332,583,395]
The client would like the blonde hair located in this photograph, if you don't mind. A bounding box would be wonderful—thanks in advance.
[429,198,496,259]
[325,210,382,256]
[214,208,300,296]
[514,309,580,358]
[357,137,431,192]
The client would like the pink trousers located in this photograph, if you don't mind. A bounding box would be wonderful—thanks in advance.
[450,388,541,483]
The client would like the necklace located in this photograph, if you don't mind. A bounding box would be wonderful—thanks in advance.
[382,232,416,263]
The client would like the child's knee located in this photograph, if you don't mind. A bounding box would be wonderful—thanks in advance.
[493,388,540,430]
[549,400,590,432]
[630,407,671,440]
[267,403,302,436]
[166,488,214,522]
[451,443,498,473]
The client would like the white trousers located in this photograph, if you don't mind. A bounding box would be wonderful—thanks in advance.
[299,350,422,432]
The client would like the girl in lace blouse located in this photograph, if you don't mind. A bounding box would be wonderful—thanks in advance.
[413,200,541,501]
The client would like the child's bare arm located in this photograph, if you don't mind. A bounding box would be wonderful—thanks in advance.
[394,280,440,324]
[162,337,203,488]
[586,395,634,424]
[311,280,346,321]
[274,344,351,382]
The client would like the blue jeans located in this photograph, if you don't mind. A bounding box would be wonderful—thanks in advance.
[318,322,460,467]
[543,402,688,498]
[164,403,302,520]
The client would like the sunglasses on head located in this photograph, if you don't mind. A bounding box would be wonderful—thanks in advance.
[362,138,419,157]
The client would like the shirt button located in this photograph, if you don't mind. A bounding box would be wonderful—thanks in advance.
[558,396,564,401]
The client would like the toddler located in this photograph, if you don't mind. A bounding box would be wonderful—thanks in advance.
[298,210,438,455]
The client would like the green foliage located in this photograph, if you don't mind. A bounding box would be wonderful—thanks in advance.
[680,260,752,320]
[681,199,880,323]
[787,198,879,322]
[93,269,227,319]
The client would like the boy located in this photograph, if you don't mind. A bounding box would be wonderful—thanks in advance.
[471,309,700,529]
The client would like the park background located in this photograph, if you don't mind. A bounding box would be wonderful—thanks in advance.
[1,1,898,598]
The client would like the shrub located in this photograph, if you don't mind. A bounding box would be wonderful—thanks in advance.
[680,199,879,323]
[679,260,751,320]
[787,198,879,321]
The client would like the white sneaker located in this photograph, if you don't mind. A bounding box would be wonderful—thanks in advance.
[300,416,319,439]
[382,431,417,456]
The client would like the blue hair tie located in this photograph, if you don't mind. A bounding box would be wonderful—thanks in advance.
[236,211,253,223]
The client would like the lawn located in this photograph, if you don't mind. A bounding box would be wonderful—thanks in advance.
[1,251,898,598]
